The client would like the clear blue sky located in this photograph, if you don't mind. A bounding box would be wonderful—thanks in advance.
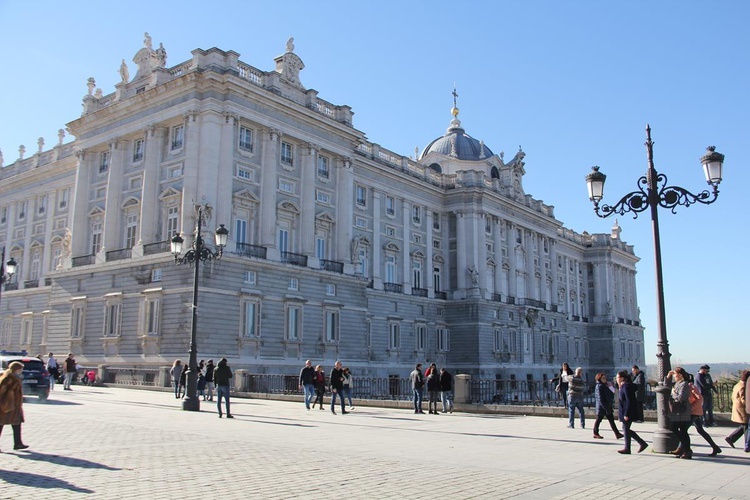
[1,1,747,364]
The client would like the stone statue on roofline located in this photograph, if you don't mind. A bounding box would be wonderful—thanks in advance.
[119,59,130,83]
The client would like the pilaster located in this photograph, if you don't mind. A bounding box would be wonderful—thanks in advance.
[401,199,411,294]
[103,138,126,254]
[138,125,166,247]
[300,143,316,257]
[336,157,353,271]
[259,128,279,248]
[70,151,91,259]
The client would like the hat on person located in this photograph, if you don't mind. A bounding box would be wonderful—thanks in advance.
[700,364,710,370]
[9,361,24,371]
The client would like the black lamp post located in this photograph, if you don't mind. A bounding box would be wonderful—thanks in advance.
[585,125,724,454]
[170,205,228,412]
[0,246,18,309]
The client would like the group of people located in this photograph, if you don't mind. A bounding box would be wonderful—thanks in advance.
[43,352,79,390]
[409,362,454,415]
[170,358,233,418]
[299,360,355,414]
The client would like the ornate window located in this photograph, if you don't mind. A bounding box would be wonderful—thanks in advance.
[99,151,110,173]
[437,328,450,352]
[415,324,426,351]
[325,309,339,343]
[285,304,302,340]
[239,126,253,152]
[103,294,123,338]
[280,141,294,165]
[140,289,162,336]
[171,124,184,150]
[133,138,144,162]
[388,322,400,350]
[20,314,33,346]
[317,155,329,178]
[241,297,261,338]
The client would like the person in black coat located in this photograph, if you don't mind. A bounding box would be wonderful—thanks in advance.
[592,372,623,440]
[617,370,648,454]
[329,361,348,415]
[439,368,454,413]
[311,365,326,410]
[426,363,441,415]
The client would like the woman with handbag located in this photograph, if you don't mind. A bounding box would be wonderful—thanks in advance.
[592,372,623,440]
[724,370,748,450]
[683,375,721,457]
[311,365,326,410]
[666,367,694,459]
[0,361,29,451]
[553,363,573,406]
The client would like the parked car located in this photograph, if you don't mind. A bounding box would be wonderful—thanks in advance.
[0,351,51,401]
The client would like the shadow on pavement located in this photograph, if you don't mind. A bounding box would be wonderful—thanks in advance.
[24,399,82,406]
[0,468,94,493]
[14,451,121,470]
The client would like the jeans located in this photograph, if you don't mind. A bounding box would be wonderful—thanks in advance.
[441,391,454,412]
[173,380,180,398]
[303,384,316,408]
[64,372,74,389]
[621,419,645,452]
[702,392,715,425]
[330,389,345,412]
[205,381,214,401]
[745,419,750,452]
[428,390,439,413]
[568,398,585,427]
[216,385,231,416]
[593,410,620,437]
[341,386,353,407]
[413,388,423,412]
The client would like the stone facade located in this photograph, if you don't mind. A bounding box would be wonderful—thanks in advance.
[0,36,644,384]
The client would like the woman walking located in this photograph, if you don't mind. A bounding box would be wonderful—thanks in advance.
[342,367,354,410]
[426,363,441,415]
[0,361,29,451]
[553,363,574,406]
[592,372,623,440]
[616,370,647,454]
[684,374,721,456]
[666,367,694,459]
[311,365,326,410]
[724,370,748,450]
[169,360,182,399]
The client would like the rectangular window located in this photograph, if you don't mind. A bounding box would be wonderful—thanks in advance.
[433,267,441,292]
[356,186,367,207]
[540,333,547,355]
[280,141,293,165]
[1,318,11,345]
[91,220,103,255]
[168,165,183,178]
[95,187,107,200]
[1,206,6,224]
[151,269,162,282]
[144,298,160,336]
[288,277,298,290]
[389,323,400,349]
[70,305,84,338]
[129,176,142,190]
[236,166,253,181]
[386,196,395,216]
[385,255,396,283]
[509,330,518,353]
[358,248,367,277]
[30,252,41,280]
[317,155,329,178]
[20,316,33,345]
[494,329,503,352]
[286,305,301,340]
[235,219,247,244]
[412,260,422,288]
[385,226,395,237]
[416,324,426,351]
[243,300,260,338]
[325,284,336,296]
[355,217,367,229]
[171,124,184,150]
[18,201,27,220]
[437,328,450,352]
[59,189,70,209]
[99,151,110,173]
[316,237,326,260]
[239,126,253,152]
[52,247,62,271]
[104,302,122,337]
[412,205,421,224]
[325,310,339,342]
[166,206,179,238]
[38,195,47,214]
[316,190,331,204]
[278,228,289,253]
[244,271,256,285]
[414,234,422,244]
[279,178,295,194]
[485,218,492,234]
[433,212,440,231]
[126,214,138,248]
[133,138,144,162]
[432,240,440,249]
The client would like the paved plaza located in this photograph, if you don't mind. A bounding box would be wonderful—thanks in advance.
[0,386,747,499]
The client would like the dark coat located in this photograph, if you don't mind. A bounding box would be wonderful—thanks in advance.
[205,362,214,382]
[0,369,25,426]
[594,382,614,415]
[299,365,315,386]
[426,371,440,392]
[439,371,453,392]
[632,370,647,403]
[213,362,232,387]
[330,368,344,391]
[313,371,326,393]
[618,381,639,422]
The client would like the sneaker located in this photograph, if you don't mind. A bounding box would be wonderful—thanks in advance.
[13,444,29,451]
[349,406,354,411]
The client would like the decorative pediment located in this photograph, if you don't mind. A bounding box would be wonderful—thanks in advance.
[410,249,425,259]
[486,257,496,267]
[384,242,400,252]
[278,201,300,213]
[233,188,259,205]
[29,239,44,249]
[88,206,105,217]
[158,187,181,200]
[121,196,140,209]
[316,211,335,224]
[433,255,444,264]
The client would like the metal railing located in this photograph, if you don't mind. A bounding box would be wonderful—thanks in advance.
[72,254,96,267]
[320,259,344,273]
[383,282,402,293]
[281,251,308,267]
[143,240,170,255]
[491,293,502,302]
[411,287,428,297]
[4,282,18,291]
[235,243,267,259]
[104,367,159,387]
[23,280,39,289]
[434,291,447,300]
[106,248,132,262]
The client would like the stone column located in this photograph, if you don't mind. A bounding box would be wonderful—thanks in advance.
[180,112,200,248]
[259,128,279,250]
[477,213,488,294]
[441,213,450,291]
[525,230,534,300]
[402,199,411,294]
[455,211,467,290]
[371,190,382,288]
[41,191,57,278]
[508,222,517,299]
[21,197,35,280]
[215,113,236,248]
[138,125,166,250]
[102,139,127,259]
[425,209,434,297]
[70,151,91,259]
[196,111,222,216]
[493,216,503,296]
[454,374,471,404]
[300,143,317,260]
[550,239,558,307]
[336,157,353,270]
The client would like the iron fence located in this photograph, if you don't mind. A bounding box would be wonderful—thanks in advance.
[104,367,159,387]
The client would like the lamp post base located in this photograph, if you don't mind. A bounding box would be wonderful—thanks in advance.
[182,396,200,412]
[651,385,679,453]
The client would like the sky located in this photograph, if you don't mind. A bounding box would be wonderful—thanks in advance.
[0,1,747,364]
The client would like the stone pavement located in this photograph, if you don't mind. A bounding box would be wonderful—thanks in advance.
[0,387,747,499]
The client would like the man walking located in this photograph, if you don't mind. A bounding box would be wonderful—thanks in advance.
[439,367,454,414]
[299,360,316,410]
[46,353,59,391]
[567,367,585,428]
[329,361,348,415]
[214,358,233,419]
[696,365,718,426]
[410,363,425,414]
[204,359,215,402]
[631,365,646,422]
[63,353,76,390]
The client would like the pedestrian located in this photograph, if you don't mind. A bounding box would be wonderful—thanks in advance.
[696,365,719,427]
[567,367,585,429]
[410,363,425,414]
[631,364,646,422]
[616,370,648,454]
[205,359,215,402]
[745,370,750,453]
[682,374,721,457]
[0,361,29,451]
[311,365,326,410]
[724,369,748,450]
[592,372,623,440]
[214,357,233,418]
[426,363,440,415]
[439,367,454,414]
[178,363,188,398]
[86,370,96,386]
[553,362,574,406]
[63,353,76,390]
[299,360,316,410]
[197,360,206,400]
[169,360,182,398]
[329,361,348,415]
[46,352,59,391]
[342,367,354,410]
[666,367,694,459]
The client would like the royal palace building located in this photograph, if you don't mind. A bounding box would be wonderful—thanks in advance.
[0,36,644,384]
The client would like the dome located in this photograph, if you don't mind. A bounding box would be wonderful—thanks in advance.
[419,108,493,161]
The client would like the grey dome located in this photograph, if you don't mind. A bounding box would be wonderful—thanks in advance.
[420,121,493,161]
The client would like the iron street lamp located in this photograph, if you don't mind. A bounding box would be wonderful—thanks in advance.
[585,125,724,454]
[171,205,228,412]
[0,246,18,309]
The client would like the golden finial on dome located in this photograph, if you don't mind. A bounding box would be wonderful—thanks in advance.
[451,85,459,117]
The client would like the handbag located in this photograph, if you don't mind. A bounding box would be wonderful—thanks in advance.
[555,383,561,393]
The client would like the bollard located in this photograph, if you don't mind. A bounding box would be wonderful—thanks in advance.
[454,374,471,404]
[234,369,249,392]
[97,364,108,386]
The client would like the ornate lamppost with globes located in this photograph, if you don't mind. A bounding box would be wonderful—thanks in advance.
[0,247,18,308]
[170,204,229,412]
[585,125,725,454]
